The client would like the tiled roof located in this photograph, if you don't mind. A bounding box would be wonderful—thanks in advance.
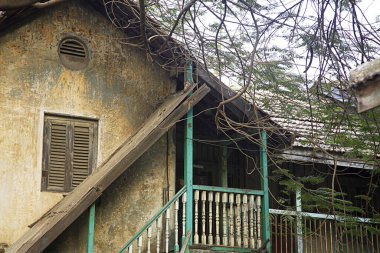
[249,89,378,157]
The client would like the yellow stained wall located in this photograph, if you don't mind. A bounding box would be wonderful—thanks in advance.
[0,1,176,249]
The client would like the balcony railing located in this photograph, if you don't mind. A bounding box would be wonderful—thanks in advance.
[270,209,380,253]
[118,186,187,253]
[192,185,264,251]
[117,185,265,253]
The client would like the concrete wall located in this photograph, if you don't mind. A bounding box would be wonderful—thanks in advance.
[0,0,176,250]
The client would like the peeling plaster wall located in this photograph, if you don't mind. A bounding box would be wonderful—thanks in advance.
[0,1,176,249]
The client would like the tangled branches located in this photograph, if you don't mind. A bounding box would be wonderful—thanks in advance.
[102,0,380,219]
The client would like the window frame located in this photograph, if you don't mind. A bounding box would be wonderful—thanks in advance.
[41,113,98,193]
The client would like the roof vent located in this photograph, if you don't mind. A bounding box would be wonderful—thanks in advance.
[58,37,89,70]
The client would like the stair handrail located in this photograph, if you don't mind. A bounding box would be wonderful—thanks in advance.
[118,186,187,253]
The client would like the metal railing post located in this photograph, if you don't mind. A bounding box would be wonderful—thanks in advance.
[296,188,303,253]
[184,61,194,246]
[87,203,96,253]
[260,131,271,252]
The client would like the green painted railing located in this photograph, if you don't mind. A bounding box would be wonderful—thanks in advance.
[260,130,270,252]
[118,186,187,253]
[87,203,96,253]
[191,185,264,251]
[117,184,268,253]
[184,61,194,246]
[270,209,380,253]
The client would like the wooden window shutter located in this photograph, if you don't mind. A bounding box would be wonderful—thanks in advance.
[71,122,95,189]
[42,115,97,192]
[42,118,70,192]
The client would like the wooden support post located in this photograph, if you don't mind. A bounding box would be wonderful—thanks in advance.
[184,61,194,246]
[296,188,303,253]
[87,203,96,253]
[219,146,228,187]
[260,131,270,252]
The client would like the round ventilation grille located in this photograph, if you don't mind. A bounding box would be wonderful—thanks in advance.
[58,37,89,70]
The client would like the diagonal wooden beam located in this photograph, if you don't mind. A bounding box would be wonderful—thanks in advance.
[8,84,210,253]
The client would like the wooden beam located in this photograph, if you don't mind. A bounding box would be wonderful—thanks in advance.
[8,85,210,253]
[279,149,374,170]
[218,146,228,187]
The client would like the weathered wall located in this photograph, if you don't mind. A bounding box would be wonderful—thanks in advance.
[0,0,176,250]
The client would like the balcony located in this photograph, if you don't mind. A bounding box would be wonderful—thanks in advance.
[117,185,268,253]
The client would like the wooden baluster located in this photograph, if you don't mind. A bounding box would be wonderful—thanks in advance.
[290,218,294,253]
[201,191,207,244]
[320,220,324,253]
[249,195,255,249]
[375,224,379,253]
[222,193,228,246]
[365,225,369,252]
[330,221,334,253]
[370,226,374,253]
[286,217,289,253]
[174,200,179,252]
[275,214,278,253]
[128,245,133,253]
[338,222,342,252]
[280,215,283,252]
[182,193,186,244]
[314,219,317,253]
[147,227,152,253]
[157,217,161,253]
[229,193,235,246]
[194,190,200,244]
[215,192,221,245]
[256,196,262,248]
[208,191,214,245]
[305,219,308,253]
[242,195,249,248]
[325,220,328,253]
[165,209,170,253]
[356,224,360,253]
[360,224,365,253]
[345,223,350,253]
[236,194,242,247]
[137,237,142,253]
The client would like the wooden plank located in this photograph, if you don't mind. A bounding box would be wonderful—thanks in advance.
[8,84,210,253]
[280,149,374,170]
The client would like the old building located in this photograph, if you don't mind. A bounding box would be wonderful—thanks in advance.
[0,1,179,251]
[0,1,283,252]
[0,1,378,253]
